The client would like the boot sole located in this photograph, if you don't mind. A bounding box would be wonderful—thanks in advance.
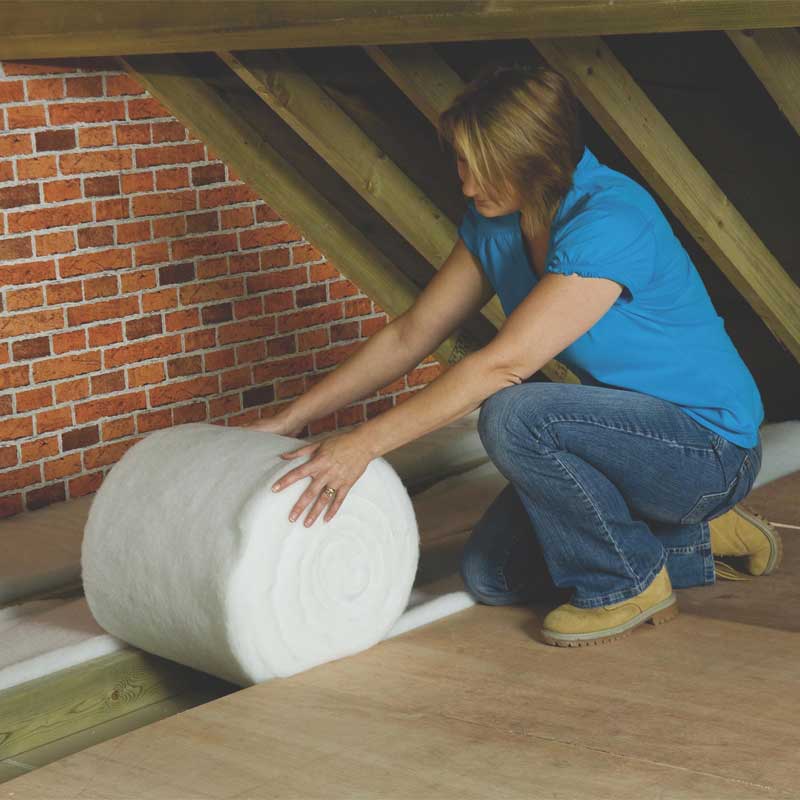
[541,593,679,647]
[735,504,783,575]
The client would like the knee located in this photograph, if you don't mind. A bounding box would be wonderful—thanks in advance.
[477,388,517,463]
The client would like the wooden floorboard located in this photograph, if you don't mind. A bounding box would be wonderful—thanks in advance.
[3,473,797,799]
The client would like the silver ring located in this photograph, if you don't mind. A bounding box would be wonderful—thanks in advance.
[322,486,337,497]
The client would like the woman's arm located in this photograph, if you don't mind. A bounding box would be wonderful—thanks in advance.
[273,239,495,433]
[354,272,624,459]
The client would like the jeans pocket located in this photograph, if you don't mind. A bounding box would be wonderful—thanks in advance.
[679,484,735,525]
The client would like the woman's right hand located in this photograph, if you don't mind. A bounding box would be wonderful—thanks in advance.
[243,412,305,438]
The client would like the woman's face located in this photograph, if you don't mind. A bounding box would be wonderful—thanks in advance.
[456,153,520,216]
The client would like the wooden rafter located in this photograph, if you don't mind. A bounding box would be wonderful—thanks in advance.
[363,44,579,385]
[529,36,800,363]
[2,1,800,60]
[726,28,800,137]
[118,53,483,366]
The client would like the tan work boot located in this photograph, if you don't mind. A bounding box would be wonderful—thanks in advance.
[541,565,679,647]
[710,503,783,580]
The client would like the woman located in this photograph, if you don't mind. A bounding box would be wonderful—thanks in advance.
[249,64,780,647]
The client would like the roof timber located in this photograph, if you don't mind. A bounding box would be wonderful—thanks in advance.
[726,27,800,137]
[529,36,800,363]
[220,48,578,385]
[2,1,800,60]
[120,53,484,367]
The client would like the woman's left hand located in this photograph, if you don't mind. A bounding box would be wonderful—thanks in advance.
[271,431,373,526]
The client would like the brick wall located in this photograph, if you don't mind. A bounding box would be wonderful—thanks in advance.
[0,57,444,519]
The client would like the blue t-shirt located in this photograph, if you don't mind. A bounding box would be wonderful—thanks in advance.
[458,145,763,448]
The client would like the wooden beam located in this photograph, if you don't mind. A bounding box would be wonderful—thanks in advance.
[531,36,800,363]
[0,648,231,760]
[3,1,800,60]
[220,50,456,270]
[365,43,581,385]
[726,28,800,137]
[120,53,478,366]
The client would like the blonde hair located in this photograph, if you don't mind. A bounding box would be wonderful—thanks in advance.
[437,63,583,237]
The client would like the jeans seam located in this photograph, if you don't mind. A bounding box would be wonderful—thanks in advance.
[538,416,716,454]
[550,450,642,587]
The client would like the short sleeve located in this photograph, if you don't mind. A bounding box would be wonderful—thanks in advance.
[545,205,656,303]
[457,199,482,262]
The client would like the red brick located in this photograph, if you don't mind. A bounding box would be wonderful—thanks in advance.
[92,369,126,395]
[128,362,165,387]
[78,125,115,148]
[52,329,87,354]
[172,233,236,261]
[27,77,65,101]
[59,247,132,278]
[0,80,25,103]
[186,210,218,234]
[155,166,189,190]
[35,128,75,152]
[6,285,44,311]
[137,409,172,432]
[142,288,178,312]
[0,132,32,158]
[0,364,30,388]
[315,341,362,370]
[173,403,207,425]
[196,256,228,280]
[229,252,259,274]
[217,317,275,346]
[66,296,139,326]
[95,197,129,221]
[0,416,34,442]
[0,446,19,470]
[68,470,103,498]
[232,297,262,319]
[253,354,313,382]
[17,155,58,180]
[0,307,63,338]
[221,206,253,229]
[7,104,47,129]
[106,74,145,96]
[152,121,186,143]
[298,328,328,350]
[135,241,169,266]
[149,375,218,407]
[84,438,140,469]
[132,190,195,217]
[360,316,387,337]
[296,284,326,307]
[198,184,256,208]
[8,202,92,234]
[16,386,53,413]
[84,174,120,197]
[239,225,298,250]
[0,495,25,518]
[120,269,157,294]
[77,224,114,249]
[83,275,118,299]
[179,277,243,305]
[74,391,148,424]
[135,143,205,168]
[166,355,202,379]
[0,160,14,182]
[310,261,339,281]
[291,243,325,263]
[263,290,294,313]
[87,321,123,348]
[49,100,126,125]
[1,258,57,287]
[127,97,171,119]
[0,183,40,209]
[125,314,163,340]
[344,297,372,318]
[44,452,83,481]
[55,377,91,404]
[35,230,75,256]
[117,122,151,145]
[164,308,199,331]
[152,215,186,238]
[103,334,182,368]
[45,280,82,305]
[184,329,216,351]
[66,75,103,97]
[11,336,51,360]
[43,178,82,203]
[0,235,33,262]
[59,149,132,175]
[36,405,74,433]
[100,416,136,441]
[116,220,151,244]
[121,171,154,194]
[1,463,41,491]
[32,350,102,382]
[276,303,343,333]
[191,163,225,186]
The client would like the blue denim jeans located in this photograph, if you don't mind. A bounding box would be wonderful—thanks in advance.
[460,381,763,609]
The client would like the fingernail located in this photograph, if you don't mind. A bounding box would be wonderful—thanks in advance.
[272,484,280,491]
[289,514,296,522]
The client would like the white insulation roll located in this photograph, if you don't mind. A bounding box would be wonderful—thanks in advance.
[81,422,420,687]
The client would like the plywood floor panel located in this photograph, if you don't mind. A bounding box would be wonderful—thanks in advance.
[4,473,798,800]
